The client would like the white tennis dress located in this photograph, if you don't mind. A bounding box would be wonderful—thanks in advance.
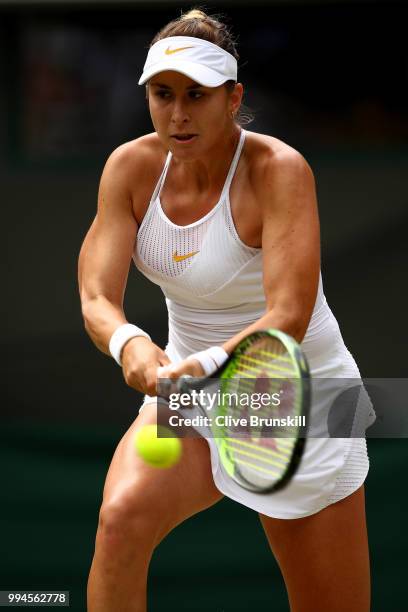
[133,129,375,519]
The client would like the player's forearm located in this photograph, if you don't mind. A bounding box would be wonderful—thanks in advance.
[222,307,308,355]
[81,295,127,355]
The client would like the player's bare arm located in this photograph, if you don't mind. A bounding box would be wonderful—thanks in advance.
[78,140,170,395]
[224,145,320,349]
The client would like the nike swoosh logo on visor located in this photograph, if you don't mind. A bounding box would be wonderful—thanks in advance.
[172,250,199,262]
[165,46,194,55]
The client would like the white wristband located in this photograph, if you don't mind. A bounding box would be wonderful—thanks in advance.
[187,346,229,376]
[109,323,151,366]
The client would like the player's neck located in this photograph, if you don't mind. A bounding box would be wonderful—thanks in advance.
[170,125,241,194]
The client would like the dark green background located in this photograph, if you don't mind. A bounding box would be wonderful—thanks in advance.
[1,1,407,610]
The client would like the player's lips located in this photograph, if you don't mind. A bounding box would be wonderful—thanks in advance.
[171,134,198,143]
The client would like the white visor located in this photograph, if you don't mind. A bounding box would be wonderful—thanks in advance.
[138,36,237,87]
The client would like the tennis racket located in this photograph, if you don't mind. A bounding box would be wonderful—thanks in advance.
[158,329,310,494]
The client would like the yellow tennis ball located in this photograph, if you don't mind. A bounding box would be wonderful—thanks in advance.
[134,424,182,468]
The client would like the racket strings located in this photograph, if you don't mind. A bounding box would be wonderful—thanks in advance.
[222,339,303,424]
[225,438,298,481]
[217,336,305,488]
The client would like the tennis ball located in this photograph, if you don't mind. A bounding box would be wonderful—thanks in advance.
[134,424,182,468]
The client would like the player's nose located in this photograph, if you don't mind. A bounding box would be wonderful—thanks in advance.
[170,98,190,124]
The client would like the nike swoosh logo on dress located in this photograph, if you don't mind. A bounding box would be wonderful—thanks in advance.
[172,250,199,262]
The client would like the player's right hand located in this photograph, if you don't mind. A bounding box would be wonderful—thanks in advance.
[121,337,171,396]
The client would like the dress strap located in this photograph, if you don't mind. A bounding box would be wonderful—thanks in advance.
[219,129,246,200]
[152,151,172,202]
[137,151,172,235]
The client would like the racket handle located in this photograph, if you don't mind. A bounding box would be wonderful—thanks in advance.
[157,366,174,398]
[177,374,193,394]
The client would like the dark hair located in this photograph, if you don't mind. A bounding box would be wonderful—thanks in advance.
[150,8,254,126]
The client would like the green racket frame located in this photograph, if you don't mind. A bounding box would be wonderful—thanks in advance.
[213,329,311,494]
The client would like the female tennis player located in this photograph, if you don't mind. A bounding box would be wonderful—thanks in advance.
[79,9,373,612]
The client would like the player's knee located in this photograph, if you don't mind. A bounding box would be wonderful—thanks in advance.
[97,483,161,549]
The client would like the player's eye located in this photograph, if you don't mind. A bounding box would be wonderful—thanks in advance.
[189,90,204,100]
[155,90,172,99]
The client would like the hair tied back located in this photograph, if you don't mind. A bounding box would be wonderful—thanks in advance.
[181,9,207,21]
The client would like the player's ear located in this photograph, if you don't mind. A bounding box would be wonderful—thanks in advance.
[230,82,243,117]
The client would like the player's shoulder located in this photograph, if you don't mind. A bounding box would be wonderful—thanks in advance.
[102,133,166,184]
[244,130,314,192]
